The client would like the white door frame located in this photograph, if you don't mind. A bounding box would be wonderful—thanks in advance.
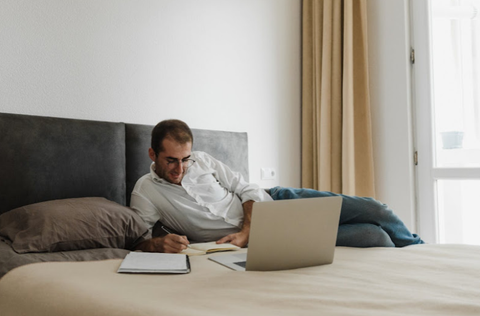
[410,0,438,243]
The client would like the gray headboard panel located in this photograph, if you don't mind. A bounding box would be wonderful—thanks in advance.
[0,113,126,215]
[0,113,249,215]
[125,123,153,207]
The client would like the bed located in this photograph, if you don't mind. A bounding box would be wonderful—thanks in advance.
[1,112,480,315]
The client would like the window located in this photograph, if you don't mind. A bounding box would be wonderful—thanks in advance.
[432,0,480,168]
[412,0,480,244]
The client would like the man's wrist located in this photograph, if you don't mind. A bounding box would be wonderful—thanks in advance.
[240,224,250,234]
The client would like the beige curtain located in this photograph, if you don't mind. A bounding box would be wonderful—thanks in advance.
[302,0,375,197]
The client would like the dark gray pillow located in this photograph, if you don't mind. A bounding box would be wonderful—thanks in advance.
[0,197,149,253]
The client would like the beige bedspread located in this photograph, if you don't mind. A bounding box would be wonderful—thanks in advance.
[1,244,480,316]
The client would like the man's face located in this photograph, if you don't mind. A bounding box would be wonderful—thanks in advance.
[149,138,192,185]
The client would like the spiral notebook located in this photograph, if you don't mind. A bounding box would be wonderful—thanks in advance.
[117,252,190,274]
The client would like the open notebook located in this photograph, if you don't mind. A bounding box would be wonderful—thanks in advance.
[181,242,240,256]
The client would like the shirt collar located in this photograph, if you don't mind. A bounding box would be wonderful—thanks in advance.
[149,162,166,183]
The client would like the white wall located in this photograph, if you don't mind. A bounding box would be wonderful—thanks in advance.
[0,0,419,230]
[367,0,417,231]
[0,0,302,188]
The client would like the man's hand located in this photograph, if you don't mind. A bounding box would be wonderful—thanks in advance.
[135,234,190,253]
[216,200,254,248]
[216,230,249,247]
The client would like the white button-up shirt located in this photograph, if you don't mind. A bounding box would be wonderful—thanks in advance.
[130,151,273,242]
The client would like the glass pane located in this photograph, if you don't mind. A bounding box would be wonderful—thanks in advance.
[437,179,480,245]
[431,0,480,167]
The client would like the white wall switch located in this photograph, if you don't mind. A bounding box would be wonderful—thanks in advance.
[261,167,276,180]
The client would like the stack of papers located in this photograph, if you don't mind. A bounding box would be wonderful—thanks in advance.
[117,252,190,274]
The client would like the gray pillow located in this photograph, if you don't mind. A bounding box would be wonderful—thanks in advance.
[0,197,149,253]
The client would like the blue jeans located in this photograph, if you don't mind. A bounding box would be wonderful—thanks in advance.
[269,187,424,247]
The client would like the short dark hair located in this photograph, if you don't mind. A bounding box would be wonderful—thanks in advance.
[151,119,193,155]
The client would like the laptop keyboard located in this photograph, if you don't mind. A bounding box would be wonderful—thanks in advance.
[234,261,247,268]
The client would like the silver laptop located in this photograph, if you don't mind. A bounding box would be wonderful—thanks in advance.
[208,196,342,271]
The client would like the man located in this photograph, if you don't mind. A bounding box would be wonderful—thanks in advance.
[131,119,424,253]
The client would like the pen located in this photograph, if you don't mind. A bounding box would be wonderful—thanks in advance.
[161,225,173,234]
[161,226,191,248]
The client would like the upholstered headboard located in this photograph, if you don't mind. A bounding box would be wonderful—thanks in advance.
[0,113,249,215]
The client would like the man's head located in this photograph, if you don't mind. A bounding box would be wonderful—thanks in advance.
[149,119,194,185]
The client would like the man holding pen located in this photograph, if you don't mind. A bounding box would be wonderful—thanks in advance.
[131,119,423,253]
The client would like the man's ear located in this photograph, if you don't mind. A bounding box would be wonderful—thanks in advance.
[148,148,157,162]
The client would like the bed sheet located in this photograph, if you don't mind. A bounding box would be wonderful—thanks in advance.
[1,244,480,316]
